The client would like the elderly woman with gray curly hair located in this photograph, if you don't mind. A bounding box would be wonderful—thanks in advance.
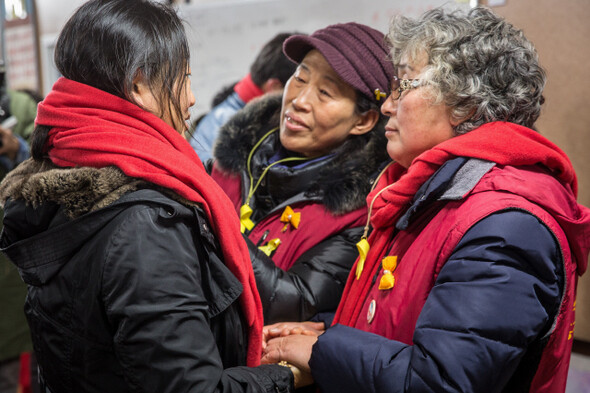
[260,6,590,393]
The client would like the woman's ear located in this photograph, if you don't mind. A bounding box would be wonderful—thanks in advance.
[450,107,476,128]
[261,78,283,94]
[130,71,154,109]
[349,110,379,136]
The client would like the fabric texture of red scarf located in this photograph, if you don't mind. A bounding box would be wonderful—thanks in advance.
[333,121,577,326]
[36,77,263,366]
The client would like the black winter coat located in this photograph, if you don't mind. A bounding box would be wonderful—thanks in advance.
[0,160,292,393]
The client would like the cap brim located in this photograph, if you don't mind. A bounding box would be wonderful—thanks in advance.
[283,35,346,68]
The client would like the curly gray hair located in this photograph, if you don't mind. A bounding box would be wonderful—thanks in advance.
[387,7,546,134]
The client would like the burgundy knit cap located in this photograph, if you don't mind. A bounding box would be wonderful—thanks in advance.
[283,22,394,104]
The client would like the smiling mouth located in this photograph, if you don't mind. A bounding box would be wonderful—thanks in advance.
[285,114,307,128]
[285,114,299,124]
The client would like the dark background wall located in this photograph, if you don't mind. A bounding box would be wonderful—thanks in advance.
[485,0,590,341]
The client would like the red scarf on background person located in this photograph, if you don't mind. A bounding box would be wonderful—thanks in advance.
[333,121,577,326]
[233,73,264,104]
[36,77,263,367]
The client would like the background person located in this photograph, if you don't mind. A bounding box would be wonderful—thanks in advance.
[209,22,394,324]
[261,7,590,393]
[0,64,41,393]
[0,1,299,391]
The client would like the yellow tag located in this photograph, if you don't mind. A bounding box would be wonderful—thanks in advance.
[378,256,398,290]
[258,238,281,256]
[240,204,255,233]
[280,206,301,232]
[355,237,370,280]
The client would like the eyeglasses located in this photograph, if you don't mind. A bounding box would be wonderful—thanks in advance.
[389,76,421,100]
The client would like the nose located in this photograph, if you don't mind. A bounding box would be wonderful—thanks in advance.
[381,94,398,117]
[291,86,312,111]
[188,89,196,108]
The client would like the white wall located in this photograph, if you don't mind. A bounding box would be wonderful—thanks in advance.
[35,0,86,35]
[178,0,469,117]
[35,0,469,113]
[35,0,261,36]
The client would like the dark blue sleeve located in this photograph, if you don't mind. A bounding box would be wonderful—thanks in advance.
[310,210,563,393]
[310,312,335,328]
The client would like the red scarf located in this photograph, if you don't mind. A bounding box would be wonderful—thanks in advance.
[233,73,264,104]
[333,121,576,326]
[36,77,263,366]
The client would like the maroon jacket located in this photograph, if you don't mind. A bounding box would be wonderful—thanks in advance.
[211,166,366,270]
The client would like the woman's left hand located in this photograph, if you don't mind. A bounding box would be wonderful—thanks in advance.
[262,321,324,349]
[261,334,318,374]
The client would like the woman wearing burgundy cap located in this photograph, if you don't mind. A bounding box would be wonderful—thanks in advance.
[262,7,590,392]
[0,0,303,391]
[209,22,394,326]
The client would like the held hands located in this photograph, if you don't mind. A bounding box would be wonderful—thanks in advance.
[262,321,325,350]
[280,360,314,389]
[261,321,325,388]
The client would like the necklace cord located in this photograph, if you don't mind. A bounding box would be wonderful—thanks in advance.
[244,127,312,206]
[362,161,395,238]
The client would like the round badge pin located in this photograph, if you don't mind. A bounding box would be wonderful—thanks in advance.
[367,299,376,324]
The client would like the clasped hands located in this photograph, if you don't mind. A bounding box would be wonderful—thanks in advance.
[261,321,325,388]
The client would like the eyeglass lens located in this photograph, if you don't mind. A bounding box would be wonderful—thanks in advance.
[391,76,402,100]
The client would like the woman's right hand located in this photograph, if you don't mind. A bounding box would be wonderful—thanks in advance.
[262,321,325,349]
[261,334,318,373]
[289,362,314,389]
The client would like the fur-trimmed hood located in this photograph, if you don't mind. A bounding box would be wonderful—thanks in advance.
[212,93,390,214]
[0,158,149,219]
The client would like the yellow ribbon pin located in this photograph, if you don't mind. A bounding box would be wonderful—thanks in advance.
[240,204,255,233]
[355,237,370,280]
[378,256,398,290]
[280,206,300,232]
[258,238,281,257]
[374,88,387,101]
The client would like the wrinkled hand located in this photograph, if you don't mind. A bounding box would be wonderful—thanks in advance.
[0,126,20,160]
[262,321,325,350]
[261,334,318,374]
[288,362,314,389]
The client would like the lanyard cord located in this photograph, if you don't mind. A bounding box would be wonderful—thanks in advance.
[244,127,312,207]
[360,161,395,239]
[354,161,396,280]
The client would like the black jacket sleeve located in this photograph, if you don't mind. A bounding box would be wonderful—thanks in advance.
[309,211,563,393]
[245,226,363,324]
[102,203,293,393]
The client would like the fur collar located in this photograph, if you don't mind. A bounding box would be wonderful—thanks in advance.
[0,158,148,219]
[213,93,390,214]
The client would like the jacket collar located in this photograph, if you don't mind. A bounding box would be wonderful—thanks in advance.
[396,158,495,230]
